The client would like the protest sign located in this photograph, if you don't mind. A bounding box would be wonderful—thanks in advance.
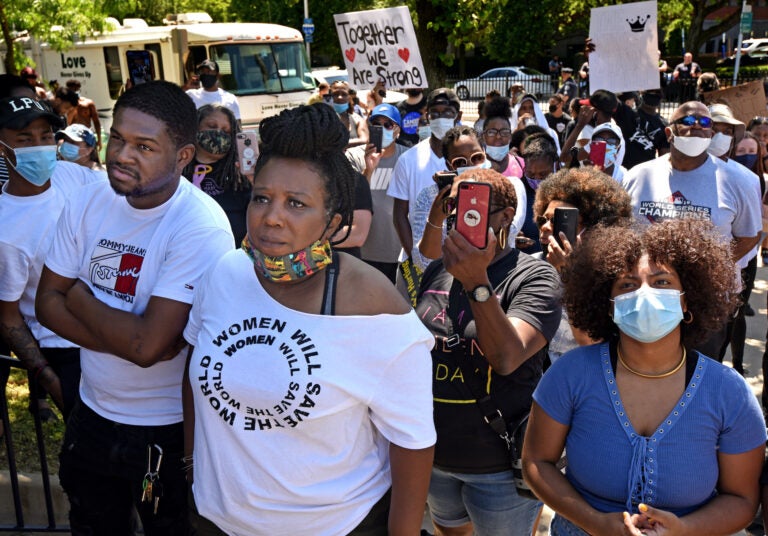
[702,80,766,125]
[589,1,660,93]
[334,6,426,89]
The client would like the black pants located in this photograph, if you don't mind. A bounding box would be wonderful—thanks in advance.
[59,398,189,536]
[719,258,757,372]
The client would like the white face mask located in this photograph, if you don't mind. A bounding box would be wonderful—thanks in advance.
[672,135,711,158]
[485,144,510,162]
[430,118,455,140]
[707,132,733,157]
[381,128,396,149]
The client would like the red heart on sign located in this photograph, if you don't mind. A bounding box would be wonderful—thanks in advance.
[398,48,410,62]
[345,49,355,62]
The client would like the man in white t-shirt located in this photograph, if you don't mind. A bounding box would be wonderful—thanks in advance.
[36,81,235,535]
[185,59,241,124]
[0,97,103,422]
[622,101,761,358]
[387,88,462,263]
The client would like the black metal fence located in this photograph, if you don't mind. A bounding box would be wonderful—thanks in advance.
[0,355,69,533]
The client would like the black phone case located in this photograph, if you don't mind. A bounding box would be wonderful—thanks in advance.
[553,207,578,249]
[369,125,383,152]
[435,171,457,190]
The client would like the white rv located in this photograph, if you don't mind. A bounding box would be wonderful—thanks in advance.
[28,13,315,129]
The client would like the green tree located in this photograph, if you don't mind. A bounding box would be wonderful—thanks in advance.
[0,0,111,74]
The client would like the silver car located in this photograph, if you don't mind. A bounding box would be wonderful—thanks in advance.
[453,66,550,100]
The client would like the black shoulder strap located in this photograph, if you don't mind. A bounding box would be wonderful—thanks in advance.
[321,251,339,316]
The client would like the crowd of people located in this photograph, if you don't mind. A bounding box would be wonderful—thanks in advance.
[1,45,768,536]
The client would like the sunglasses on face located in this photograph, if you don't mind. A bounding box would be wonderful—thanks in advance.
[535,215,553,227]
[674,115,713,128]
[370,119,396,130]
[450,152,486,169]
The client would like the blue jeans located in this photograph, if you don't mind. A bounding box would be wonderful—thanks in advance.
[550,514,589,535]
[427,466,542,536]
[59,398,189,536]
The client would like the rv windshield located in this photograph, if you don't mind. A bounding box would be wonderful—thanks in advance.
[209,42,314,96]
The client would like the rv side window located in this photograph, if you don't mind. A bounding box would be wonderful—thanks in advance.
[103,46,123,100]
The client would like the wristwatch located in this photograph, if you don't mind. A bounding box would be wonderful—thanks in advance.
[466,284,493,302]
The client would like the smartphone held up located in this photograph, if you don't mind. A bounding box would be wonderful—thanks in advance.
[553,207,579,249]
[237,131,259,175]
[455,181,492,249]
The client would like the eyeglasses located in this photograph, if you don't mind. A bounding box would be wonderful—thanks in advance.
[483,128,512,139]
[674,115,713,128]
[450,152,486,169]
[428,109,458,120]
[370,119,396,130]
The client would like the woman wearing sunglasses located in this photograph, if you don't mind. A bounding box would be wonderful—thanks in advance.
[411,125,491,270]
[415,167,562,536]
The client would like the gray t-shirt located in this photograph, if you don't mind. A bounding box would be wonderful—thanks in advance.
[346,143,409,263]
[622,154,761,260]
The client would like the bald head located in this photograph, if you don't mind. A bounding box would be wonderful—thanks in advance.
[684,53,693,64]
[670,101,709,124]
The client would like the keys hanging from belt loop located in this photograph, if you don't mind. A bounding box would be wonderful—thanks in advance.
[141,444,163,510]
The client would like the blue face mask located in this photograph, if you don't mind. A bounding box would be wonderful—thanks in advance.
[456,159,492,175]
[333,102,349,114]
[733,153,758,170]
[58,142,82,161]
[381,128,396,149]
[611,287,684,343]
[3,142,57,186]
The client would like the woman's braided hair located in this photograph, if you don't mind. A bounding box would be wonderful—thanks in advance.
[254,103,356,244]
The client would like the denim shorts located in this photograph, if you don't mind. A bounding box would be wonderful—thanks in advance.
[427,466,542,536]
[549,514,589,536]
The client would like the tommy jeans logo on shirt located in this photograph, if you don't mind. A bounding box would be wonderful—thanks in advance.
[89,239,146,303]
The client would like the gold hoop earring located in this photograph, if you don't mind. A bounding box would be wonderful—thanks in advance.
[682,310,693,324]
[498,227,508,247]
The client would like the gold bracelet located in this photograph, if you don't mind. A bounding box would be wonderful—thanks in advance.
[426,220,442,230]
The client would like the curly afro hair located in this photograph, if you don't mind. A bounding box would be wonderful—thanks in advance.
[533,167,632,229]
[562,219,739,347]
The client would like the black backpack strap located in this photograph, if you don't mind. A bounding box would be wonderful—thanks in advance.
[320,251,339,316]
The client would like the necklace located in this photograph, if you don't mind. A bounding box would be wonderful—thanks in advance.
[618,346,686,379]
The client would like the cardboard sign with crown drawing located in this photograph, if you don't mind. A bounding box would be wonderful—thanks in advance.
[333,6,426,90]
[588,1,660,94]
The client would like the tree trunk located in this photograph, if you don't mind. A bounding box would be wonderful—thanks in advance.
[688,0,739,56]
[414,0,448,88]
[0,0,16,75]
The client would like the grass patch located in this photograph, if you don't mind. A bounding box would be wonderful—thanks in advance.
[1,368,65,473]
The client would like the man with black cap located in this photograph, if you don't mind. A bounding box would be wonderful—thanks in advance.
[186,59,241,123]
[0,96,103,424]
[622,101,761,358]
[387,88,462,274]
[347,103,410,283]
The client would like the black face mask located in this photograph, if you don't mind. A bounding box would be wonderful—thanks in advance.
[406,89,422,98]
[549,104,558,114]
[200,74,218,89]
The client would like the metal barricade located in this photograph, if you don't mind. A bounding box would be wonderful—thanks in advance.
[0,354,69,533]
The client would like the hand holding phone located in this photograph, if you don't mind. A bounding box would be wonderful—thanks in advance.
[588,140,606,170]
[369,125,383,152]
[455,181,492,249]
[553,207,579,249]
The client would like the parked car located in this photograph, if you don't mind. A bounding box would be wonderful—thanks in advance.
[740,38,768,57]
[453,66,550,100]
[311,67,407,105]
